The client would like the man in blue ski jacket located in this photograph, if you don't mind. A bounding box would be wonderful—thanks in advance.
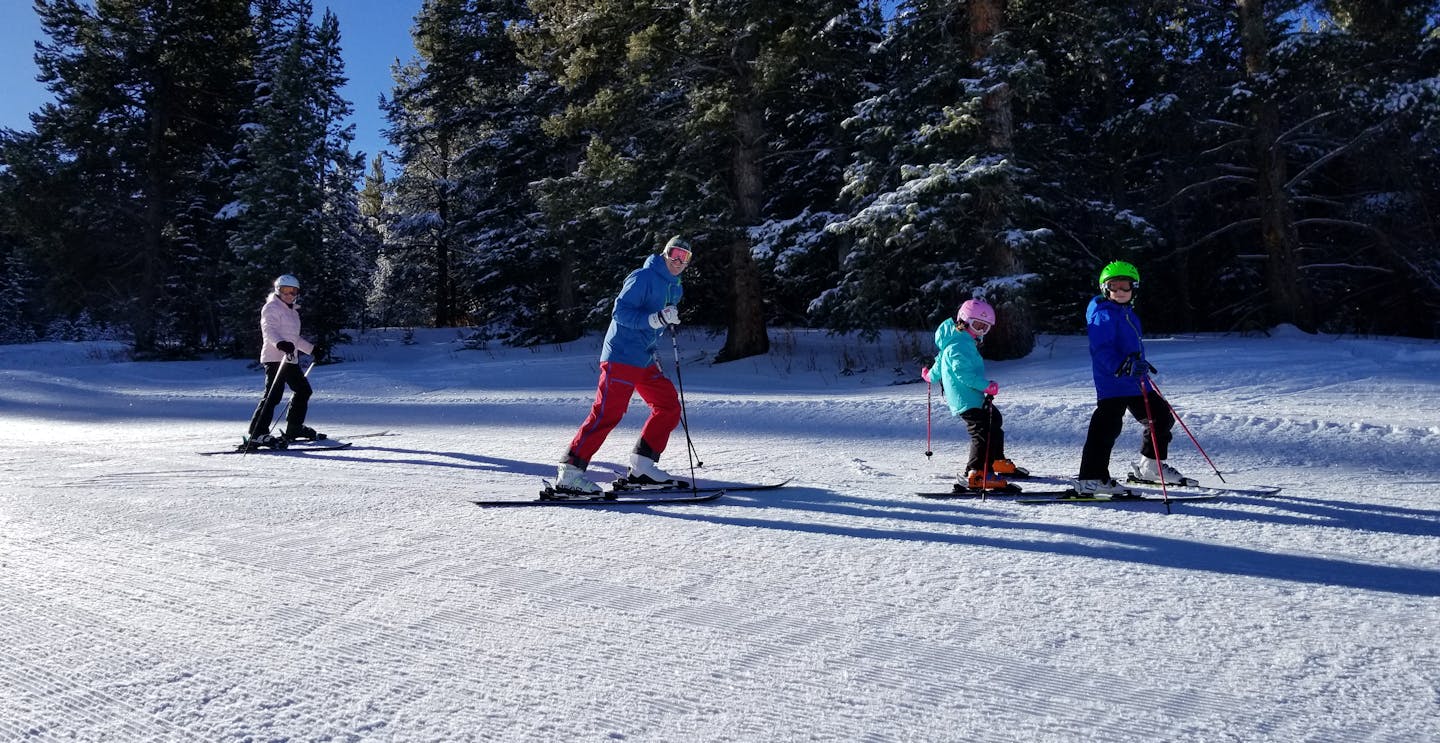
[554,236,692,496]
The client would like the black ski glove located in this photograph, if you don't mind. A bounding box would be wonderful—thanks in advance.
[276,340,295,354]
[1115,352,1151,377]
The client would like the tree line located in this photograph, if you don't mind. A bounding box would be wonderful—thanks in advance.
[1,0,1436,361]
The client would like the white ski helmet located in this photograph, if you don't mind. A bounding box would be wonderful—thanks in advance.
[273,274,301,292]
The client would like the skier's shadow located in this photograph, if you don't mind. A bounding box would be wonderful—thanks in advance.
[1169,492,1440,537]
[295,445,553,477]
[991,474,1440,539]
[646,486,1440,598]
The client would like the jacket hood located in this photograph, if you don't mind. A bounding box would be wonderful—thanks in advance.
[934,317,967,349]
[644,253,682,286]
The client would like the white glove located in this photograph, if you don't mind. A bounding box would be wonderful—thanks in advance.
[648,305,680,328]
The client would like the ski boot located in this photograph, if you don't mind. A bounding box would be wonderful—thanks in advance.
[544,464,608,500]
[1129,457,1197,487]
[990,458,1030,478]
[620,452,686,488]
[1067,478,1134,499]
[283,425,326,442]
[964,470,1018,493]
[239,433,287,452]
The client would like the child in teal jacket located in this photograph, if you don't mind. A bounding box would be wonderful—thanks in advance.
[926,299,1027,490]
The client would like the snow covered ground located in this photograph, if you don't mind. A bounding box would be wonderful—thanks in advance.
[2,325,1437,742]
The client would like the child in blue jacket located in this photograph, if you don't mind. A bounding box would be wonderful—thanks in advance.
[926,299,1027,491]
[1073,261,1190,496]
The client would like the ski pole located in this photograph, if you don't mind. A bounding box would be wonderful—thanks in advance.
[1138,376,1172,513]
[980,394,994,500]
[923,367,934,459]
[1144,376,1226,483]
[666,323,700,493]
[243,356,290,457]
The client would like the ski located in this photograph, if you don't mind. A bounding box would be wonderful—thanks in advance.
[198,441,354,456]
[1018,492,1218,505]
[1124,477,1281,496]
[609,478,791,495]
[1019,474,1281,497]
[315,430,393,441]
[473,491,725,508]
[916,488,1074,499]
[284,438,353,448]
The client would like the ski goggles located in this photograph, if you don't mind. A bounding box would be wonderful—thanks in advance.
[968,319,992,335]
[1104,280,1135,293]
[665,247,692,267]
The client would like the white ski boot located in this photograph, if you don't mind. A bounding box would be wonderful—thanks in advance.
[1069,478,1132,498]
[624,452,680,486]
[549,464,603,499]
[1130,457,1197,486]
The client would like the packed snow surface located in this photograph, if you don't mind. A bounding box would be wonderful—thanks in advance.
[2,326,1437,741]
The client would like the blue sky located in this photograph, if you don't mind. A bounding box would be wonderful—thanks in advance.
[0,1,424,168]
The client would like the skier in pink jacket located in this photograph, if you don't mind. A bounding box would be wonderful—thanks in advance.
[243,274,323,450]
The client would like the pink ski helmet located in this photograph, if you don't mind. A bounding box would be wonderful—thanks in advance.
[957,298,996,329]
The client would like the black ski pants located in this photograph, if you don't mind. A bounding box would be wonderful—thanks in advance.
[1078,390,1173,480]
[959,403,1006,474]
[247,360,312,437]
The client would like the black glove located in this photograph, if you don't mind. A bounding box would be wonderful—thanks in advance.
[1115,352,1145,377]
[1126,353,1156,377]
[276,340,295,354]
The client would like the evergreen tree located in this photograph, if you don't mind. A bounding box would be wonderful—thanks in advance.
[360,153,388,221]
[1149,1,1440,334]
[381,0,521,330]
[825,0,1054,358]
[29,0,251,355]
[4,0,1432,347]
[748,3,884,328]
[514,0,675,339]
[226,2,366,358]
[357,153,389,329]
[378,0,617,343]
[1237,0,1317,331]
[1002,0,1231,334]
[464,2,571,344]
[311,9,369,353]
[518,0,877,360]
[0,130,52,343]
[0,233,39,344]
[1269,0,1440,334]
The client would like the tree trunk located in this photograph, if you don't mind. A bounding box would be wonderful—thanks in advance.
[969,0,1033,360]
[716,40,769,363]
[435,225,452,326]
[554,147,583,340]
[1239,0,1316,332]
[134,70,172,355]
[969,0,1013,151]
[433,135,454,327]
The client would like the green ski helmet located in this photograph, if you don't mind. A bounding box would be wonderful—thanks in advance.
[1098,261,1139,290]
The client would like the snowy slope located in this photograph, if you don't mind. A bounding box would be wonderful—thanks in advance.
[1,327,1437,742]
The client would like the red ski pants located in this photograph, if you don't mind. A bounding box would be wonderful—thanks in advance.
[564,361,681,469]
